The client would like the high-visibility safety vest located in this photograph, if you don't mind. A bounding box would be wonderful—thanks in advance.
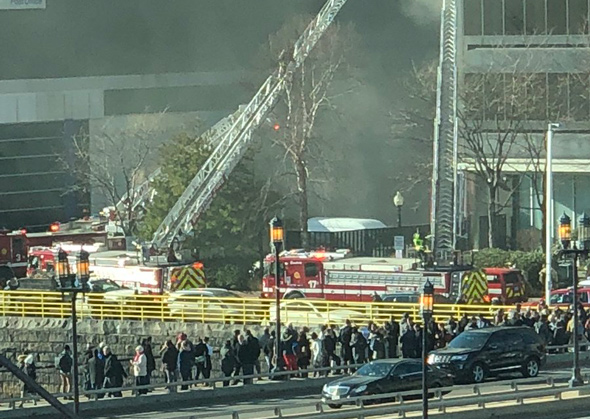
[461,269,488,304]
[169,262,206,291]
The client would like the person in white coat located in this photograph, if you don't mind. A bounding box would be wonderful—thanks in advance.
[310,332,324,377]
[130,345,148,395]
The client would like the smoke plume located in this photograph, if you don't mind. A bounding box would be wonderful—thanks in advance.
[399,0,443,25]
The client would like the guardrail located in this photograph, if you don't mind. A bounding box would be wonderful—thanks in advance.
[248,374,590,419]
[0,361,366,408]
[0,290,515,325]
[3,364,587,417]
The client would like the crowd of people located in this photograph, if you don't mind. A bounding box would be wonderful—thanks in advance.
[13,301,589,405]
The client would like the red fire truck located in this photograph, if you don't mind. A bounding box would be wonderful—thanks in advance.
[261,250,527,303]
[27,245,206,294]
[0,229,28,284]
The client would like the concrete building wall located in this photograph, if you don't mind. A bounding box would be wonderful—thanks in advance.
[457,0,590,248]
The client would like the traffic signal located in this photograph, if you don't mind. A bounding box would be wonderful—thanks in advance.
[273,123,280,131]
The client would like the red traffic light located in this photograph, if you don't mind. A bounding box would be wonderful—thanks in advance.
[273,123,280,131]
[49,222,60,233]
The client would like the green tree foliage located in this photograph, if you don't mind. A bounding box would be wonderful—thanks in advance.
[472,248,546,295]
[139,132,278,290]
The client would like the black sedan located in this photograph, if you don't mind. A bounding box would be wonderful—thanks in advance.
[321,359,453,408]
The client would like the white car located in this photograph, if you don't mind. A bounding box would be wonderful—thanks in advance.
[268,300,364,327]
[167,288,247,322]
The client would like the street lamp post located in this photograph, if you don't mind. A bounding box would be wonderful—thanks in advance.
[545,123,559,305]
[558,213,587,388]
[270,217,284,375]
[393,191,404,228]
[56,247,90,414]
[420,279,434,419]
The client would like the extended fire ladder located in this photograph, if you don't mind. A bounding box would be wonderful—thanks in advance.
[115,106,245,214]
[151,0,348,249]
[430,0,459,259]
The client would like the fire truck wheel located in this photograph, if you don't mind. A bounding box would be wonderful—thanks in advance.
[284,291,304,299]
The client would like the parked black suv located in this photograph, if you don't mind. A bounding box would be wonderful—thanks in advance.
[427,327,546,383]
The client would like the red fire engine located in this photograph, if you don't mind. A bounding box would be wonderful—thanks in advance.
[261,250,467,302]
[261,250,527,303]
[27,244,206,294]
[0,229,28,283]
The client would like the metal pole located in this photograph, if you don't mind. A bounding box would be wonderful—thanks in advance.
[274,244,281,374]
[397,206,402,228]
[569,251,583,387]
[71,291,80,414]
[545,124,556,304]
[422,316,429,419]
[0,354,76,418]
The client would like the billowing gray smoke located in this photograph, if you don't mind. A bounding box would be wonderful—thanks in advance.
[399,0,444,25]
[0,0,439,228]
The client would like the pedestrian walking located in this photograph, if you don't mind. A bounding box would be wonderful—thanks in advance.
[193,337,208,382]
[237,334,257,385]
[178,341,193,391]
[245,330,262,377]
[18,353,37,408]
[350,328,368,368]
[204,337,213,380]
[130,345,148,395]
[400,318,417,358]
[141,337,156,386]
[55,345,73,400]
[220,340,235,387]
[260,328,274,372]
[339,320,353,371]
[281,325,298,372]
[103,346,126,397]
[231,330,242,384]
[161,340,178,393]
[296,329,311,377]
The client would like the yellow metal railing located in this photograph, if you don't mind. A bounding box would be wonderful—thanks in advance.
[0,291,514,326]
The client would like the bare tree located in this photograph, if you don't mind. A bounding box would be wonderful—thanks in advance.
[397,43,562,248]
[62,114,164,235]
[267,17,360,248]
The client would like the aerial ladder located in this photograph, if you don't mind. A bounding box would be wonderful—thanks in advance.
[115,106,245,215]
[150,0,348,250]
[430,0,459,261]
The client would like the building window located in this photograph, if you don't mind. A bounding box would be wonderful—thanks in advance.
[548,73,570,120]
[547,0,567,34]
[525,0,546,34]
[569,0,589,34]
[483,0,504,35]
[570,73,590,120]
[505,0,525,35]
[465,0,483,35]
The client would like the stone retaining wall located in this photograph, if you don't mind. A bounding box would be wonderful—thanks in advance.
[0,317,266,397]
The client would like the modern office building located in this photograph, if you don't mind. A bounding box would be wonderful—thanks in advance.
[457,0,590,249]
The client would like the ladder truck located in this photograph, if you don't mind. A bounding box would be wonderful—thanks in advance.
[142,0,349,251]
[430,0,459,262]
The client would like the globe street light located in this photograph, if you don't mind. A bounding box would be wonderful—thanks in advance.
[269,217,284,374]
[558,212,586,388]
[393,191,404,228]
[420,279,434,419]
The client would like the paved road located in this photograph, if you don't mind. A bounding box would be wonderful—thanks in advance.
[100,368,589,419]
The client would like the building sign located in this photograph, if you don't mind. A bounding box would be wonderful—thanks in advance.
[0,0,45,9]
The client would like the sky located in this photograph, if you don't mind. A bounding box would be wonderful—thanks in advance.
[0,0,440,226]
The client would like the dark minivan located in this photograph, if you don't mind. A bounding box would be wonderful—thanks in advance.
[427,327,546,383]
